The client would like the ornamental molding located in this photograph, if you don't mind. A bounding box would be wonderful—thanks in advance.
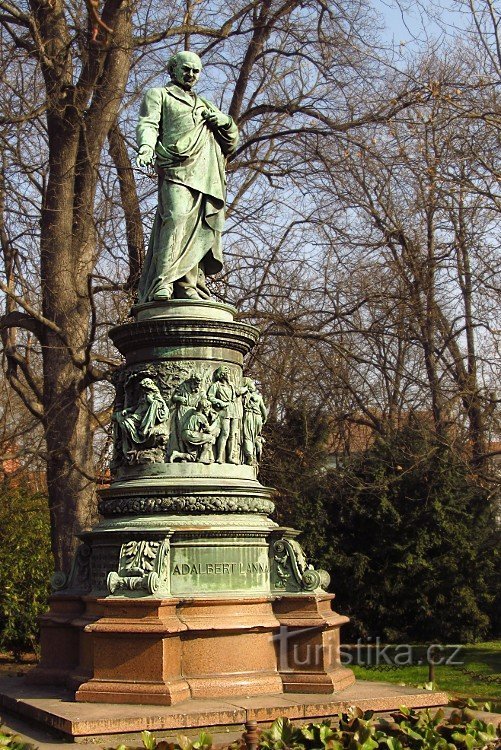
[271,537,330,593]
[99,494,275,516]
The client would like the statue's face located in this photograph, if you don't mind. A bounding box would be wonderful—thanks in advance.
[190,375,202,390]
[170,52,202,90]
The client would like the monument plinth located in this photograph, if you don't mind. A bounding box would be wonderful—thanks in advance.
[29,299,353,704]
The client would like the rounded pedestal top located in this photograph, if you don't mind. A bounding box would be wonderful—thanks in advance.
[132,299,237,322]
[111,461,259,484]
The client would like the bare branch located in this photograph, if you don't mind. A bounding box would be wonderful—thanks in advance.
[0,280,65,341]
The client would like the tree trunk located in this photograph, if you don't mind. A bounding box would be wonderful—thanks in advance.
[43,352,96,572]
[35,1,133,571]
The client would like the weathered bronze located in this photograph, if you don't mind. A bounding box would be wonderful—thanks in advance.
[136,51,238,302]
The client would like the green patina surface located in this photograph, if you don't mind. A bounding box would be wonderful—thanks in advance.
[169,537,270,595]
[135,51,238,304]
[126,347,243,364]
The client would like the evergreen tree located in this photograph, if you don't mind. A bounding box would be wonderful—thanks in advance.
[0,486,52,658]
[266,417,500,642]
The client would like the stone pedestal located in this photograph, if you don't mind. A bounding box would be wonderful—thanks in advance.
[273,595,354,693]
[28,300,354,703]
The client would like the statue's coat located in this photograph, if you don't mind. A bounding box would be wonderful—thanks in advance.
[136,83,239,302]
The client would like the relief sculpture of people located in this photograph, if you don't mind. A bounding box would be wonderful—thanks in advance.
[167,372,204,460]
[242,378,268,466]
[112,377,170,465]
[207,366,247,464]
[111,366,268,470]
[136,51,239,302]
[180,398,220,464]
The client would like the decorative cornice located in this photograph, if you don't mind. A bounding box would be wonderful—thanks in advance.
[109,319,259,359]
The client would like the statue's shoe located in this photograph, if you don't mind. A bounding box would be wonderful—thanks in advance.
[182,288,201,300]
[152,287,173,301]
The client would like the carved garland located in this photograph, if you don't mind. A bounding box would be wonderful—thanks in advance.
[99,495,275,515]
[107,539,170,595]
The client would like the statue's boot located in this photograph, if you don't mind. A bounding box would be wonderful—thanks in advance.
[227,435,240,465]
[152,282,173,300]
[178,286,200,300]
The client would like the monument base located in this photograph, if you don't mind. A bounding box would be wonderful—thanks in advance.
[27,589,354,705]
[0,676,449,742]
[74,596,283,704]
[31,299,356,706]
[27,509,355,705]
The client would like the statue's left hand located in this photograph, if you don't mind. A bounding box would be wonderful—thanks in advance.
[202,107,231,129]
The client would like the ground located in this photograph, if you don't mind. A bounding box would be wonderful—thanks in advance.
[0,653,37,679]
[351,641,501,710]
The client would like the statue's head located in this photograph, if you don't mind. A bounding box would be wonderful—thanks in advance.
[141,378,158,392]
[197,397,211,414]
[214,365,230,381]
[167,51,202,90]
[244,377,256,391]
[189,372,202,387]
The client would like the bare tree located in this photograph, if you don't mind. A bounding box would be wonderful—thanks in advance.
[0,0,445,570]
[258,45,500,476]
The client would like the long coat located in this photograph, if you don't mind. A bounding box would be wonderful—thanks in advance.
[136,83,239,302]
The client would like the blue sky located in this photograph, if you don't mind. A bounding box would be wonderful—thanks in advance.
[375,0,470,46]
[377,0,418,42]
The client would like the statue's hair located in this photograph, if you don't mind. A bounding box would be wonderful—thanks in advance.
[140,377,158,390]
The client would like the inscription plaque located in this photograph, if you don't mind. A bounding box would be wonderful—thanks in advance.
[170,540,270,595]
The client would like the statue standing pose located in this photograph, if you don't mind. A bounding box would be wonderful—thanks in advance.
[242,378,268,466]
[136,51,239,302]
[207,366,246,464]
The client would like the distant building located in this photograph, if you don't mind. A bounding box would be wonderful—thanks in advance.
[0,442,46,492]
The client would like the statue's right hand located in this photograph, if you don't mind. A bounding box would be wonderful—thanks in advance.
[136,145,154,168]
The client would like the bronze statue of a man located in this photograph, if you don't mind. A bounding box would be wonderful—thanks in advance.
[136,51,239,302]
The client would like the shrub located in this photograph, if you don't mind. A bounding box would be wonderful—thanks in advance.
[314,425,500,642]
[112,705,500,750]
[263,414,500,643]
[0,485,53,659]
[0,720,37,750]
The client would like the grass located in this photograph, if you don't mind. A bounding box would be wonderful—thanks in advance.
[350,641,501,710]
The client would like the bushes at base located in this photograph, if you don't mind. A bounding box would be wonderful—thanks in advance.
[263,413,500,643]
[323,425,499,642]
[113,705,501,750]
[0,486,52,659]
[0,720,36,750]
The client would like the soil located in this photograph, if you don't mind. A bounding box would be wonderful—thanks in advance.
[0,652,38,678]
